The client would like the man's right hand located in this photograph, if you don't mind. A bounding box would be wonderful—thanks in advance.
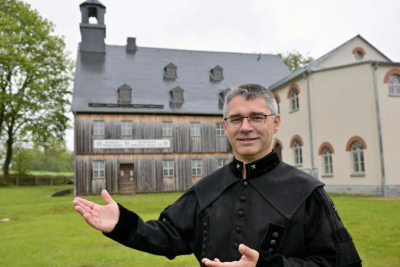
[73,189,119,233]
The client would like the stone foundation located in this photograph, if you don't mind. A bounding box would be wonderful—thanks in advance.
[324,184,400,197]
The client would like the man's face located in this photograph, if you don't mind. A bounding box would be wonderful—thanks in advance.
[223,96,281,164]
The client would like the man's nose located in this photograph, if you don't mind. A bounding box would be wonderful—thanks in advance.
[240,118,254,131]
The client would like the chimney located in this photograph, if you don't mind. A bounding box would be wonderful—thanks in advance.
[126,37,137,52]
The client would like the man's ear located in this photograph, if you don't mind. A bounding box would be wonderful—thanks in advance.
[223,119,228,132]
[273,114,281,133]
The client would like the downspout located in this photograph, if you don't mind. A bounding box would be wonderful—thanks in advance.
[303,72,315,173]
[372,62,387,197]
[73,111,77,198]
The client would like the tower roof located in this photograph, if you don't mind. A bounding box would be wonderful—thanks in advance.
[80,0,105,8]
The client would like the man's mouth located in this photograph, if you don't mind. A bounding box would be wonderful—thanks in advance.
[237,137,258,141]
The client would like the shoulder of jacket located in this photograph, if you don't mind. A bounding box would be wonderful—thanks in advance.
[250,162,325,219]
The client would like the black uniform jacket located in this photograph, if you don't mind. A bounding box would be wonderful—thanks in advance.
[104,151,362,267]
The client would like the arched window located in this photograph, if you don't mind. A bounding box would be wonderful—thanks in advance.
[293,139,302,165]
[322,147,333,175]
[275,97,280,114]
[275,143,282,160]
[388,74,400,96]
[351,142,365,174]
[290,89,299,111]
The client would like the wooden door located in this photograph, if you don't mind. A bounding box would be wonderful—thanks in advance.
[119,164,135,194]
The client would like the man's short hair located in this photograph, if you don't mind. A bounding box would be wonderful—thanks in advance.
[223,83,278,118]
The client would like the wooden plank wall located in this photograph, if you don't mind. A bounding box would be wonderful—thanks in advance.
[75,114,231,154]
[76,153,233,195]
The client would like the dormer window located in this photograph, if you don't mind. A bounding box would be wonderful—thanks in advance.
[218,88,230,108]
[210,66,224,81]
[117,84,132,104]
[170,86,184,103]
[164,63,177,80]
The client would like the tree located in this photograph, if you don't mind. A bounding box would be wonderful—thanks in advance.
[0,0,74,175]
[278,51,314,72]
[11,146,34,174]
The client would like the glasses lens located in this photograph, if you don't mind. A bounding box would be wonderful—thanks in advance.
[249,115,266,126]
[228,117,242,127]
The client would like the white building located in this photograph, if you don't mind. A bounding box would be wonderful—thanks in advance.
[270,35,400,197]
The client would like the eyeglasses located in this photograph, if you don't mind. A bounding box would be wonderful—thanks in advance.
[223,114,275,128]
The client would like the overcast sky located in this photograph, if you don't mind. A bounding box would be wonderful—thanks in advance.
[22,0,400,151]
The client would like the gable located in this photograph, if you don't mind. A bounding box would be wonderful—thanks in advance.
[317,36,390,69]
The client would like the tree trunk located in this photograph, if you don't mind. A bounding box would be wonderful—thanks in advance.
[3,126,14,176]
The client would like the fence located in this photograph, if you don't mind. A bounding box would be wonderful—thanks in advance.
[0,176,72,186]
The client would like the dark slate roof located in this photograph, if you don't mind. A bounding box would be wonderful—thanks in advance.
[269,35,392,91]
[71,45,290,115]
[80,0,105,7]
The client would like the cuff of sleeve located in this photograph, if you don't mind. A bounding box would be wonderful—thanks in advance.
[256,250,284,267]
[102,203,139,244]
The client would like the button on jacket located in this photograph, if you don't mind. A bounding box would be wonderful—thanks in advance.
[104,151,362,267]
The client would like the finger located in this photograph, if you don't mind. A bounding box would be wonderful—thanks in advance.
[214,258,220,262]
[74,197,95,209]
[238,244,258,261]
[83,213,98,229]
[75,205,89,217]
[101,189,114,204]
[73,199,93,215]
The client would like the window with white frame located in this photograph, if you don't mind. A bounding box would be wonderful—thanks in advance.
[351,142,365,174]
[93,120,105,135]
[162,122,173,136]
[290,89,299,111]
[388,74,400,96]
[93,161,105,179]
[216,122,225,136]
[322,147,333,175]
[275,97,280,114]
[162,160,174,177]
[191,160,202,176]
[217,159,227,168]
[190,122,201,137]
[121,121,132,136]
[293,139,303,165]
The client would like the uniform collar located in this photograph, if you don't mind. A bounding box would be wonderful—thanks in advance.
[230,150,280,179]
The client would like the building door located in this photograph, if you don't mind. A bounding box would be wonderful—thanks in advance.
[275,143,282,161]
[119,164,135,194]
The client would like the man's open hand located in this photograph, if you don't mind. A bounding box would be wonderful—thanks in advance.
[202,244,259,267]
[72,189,119,233]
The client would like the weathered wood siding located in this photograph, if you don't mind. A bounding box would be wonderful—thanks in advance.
[75,153,233,195]
[75,114,231,154]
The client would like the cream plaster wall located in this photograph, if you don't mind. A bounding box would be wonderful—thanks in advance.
[273,78,311,171]
[310,64,381,186]
[318,37,389,68]
[376,66,400,186]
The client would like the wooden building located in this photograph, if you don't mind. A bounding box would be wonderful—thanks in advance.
[71,0,290,196]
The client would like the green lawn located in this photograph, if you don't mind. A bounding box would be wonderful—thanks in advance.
[0,170,73,176]
[0,186,399,267]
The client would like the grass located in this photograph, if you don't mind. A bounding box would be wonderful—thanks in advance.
[0,186,399,267]
[0,170,73,176]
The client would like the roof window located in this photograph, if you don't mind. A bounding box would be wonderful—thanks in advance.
[170,86,184,108]
[118,84,132,104]
[218,88,230,108]
[210,66,224,81]
[164,63,177,80]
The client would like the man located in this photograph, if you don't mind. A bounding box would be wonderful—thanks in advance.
[73,84,362,267]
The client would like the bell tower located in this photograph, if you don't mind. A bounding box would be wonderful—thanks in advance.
[79,0,106,53]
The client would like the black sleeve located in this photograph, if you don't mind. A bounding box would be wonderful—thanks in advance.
[256,187,362,267]
[103,187,197,260]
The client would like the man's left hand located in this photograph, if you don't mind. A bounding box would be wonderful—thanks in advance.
[202,244,259,267]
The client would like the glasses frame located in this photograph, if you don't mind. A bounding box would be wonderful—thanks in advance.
[223,114,276,128]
